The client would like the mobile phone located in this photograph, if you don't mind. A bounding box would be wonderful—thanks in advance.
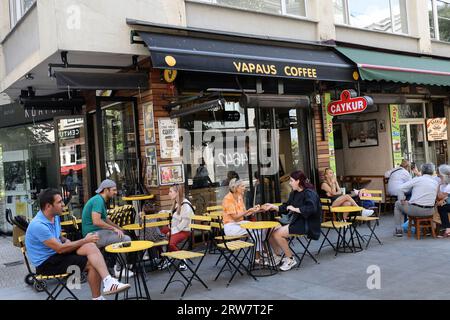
[122,241,131,248]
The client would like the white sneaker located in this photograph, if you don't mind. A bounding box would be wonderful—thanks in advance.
[114,265,135,278]
[264,254,283,266]
[142,251,150,261]
[92,295,107,300]
[103,277,131,296]
[362,209,374,217]
[279,257,297,271]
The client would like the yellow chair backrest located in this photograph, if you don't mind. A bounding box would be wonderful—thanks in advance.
[189,215,212,231]
[320,198,332,211]
[145,220,170,228]
[144,212,171,220]
[207,205,223,212]
[359,189,383,202]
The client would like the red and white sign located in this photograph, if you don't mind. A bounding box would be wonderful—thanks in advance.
[327,90,369,116]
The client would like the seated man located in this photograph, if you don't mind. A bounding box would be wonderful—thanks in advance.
[384,159,419,199]
[81,179,133,278]
[393,163,438,237]
[25,189,130,300]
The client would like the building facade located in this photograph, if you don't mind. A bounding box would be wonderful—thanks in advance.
[1,0,450,231]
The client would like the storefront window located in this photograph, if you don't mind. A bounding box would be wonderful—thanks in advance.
[193,0,306,17]
[429,0,450,42]
[0,122,57,230]
[333,0,408,34]
[57,118,88,217]
[102,102,138,198]
[398,103,424,119]
[181,98,310,213]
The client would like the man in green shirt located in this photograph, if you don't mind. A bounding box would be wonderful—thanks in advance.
[81,179,132,277]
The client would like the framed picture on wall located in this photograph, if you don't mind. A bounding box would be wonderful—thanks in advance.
[158,163,184,186]
[145,146,158,187]
[143,102,156,144]
[347,119,379,148]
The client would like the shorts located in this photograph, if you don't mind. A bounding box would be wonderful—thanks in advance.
[36,253,88,276]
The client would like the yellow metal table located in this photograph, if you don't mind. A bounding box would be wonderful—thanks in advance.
[241,221,281,276]
[106,240,154,300]
[122,194,154,216]
[331,206,363,253]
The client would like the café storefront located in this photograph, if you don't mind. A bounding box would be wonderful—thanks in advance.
[130,23,358,213]
[0,102,88,232]
[324,46,450,193]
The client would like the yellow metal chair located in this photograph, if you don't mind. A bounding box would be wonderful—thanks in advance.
[317,199,353,256]
[18,236,78,300]
[210,218,256,286]
[160,215,211,299]
[359,189,383,219]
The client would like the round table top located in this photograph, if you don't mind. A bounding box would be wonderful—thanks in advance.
[105,240,154,254]
[240,221,280,230]
[122,194,154,201]
[330,206,363,213]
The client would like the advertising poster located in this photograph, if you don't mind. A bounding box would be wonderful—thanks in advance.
[390,104,402,167]
[143,102,156,144]
[145,146,158,187]
[324,93,336,173]
[158,118,180,159]
[426,118,448,141]
[158,163,185,186]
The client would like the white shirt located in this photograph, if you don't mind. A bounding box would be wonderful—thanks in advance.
[384,167,411,197]
[171,200,194,234]
[398,175,439,206]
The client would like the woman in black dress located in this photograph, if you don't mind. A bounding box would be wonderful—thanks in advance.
[263,171,321,271]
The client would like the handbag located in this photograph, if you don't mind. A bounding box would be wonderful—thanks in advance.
[279,211,294,226]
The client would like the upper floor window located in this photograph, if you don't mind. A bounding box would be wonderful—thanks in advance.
[193,0,306,17]
[9,0,36,28]
[429,0,450,42]
[334,0,408,34]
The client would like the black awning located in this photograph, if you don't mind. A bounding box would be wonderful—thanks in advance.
[138,31,356,82]
[55,72,149,90]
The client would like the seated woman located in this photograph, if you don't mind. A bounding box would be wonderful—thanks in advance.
[320,168,373,219]
[263,171,322,272]
[436,164,450,237]
[160,184,194,270]
[222,178,260,237]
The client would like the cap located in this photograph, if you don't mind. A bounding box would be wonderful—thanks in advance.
[95,179,117,194]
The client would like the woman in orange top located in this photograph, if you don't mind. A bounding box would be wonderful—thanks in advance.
[222,178,260,236]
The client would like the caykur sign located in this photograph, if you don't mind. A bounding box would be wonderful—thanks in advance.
[327,90,373,116]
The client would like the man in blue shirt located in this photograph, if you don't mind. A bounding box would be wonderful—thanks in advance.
[25,189,130,300]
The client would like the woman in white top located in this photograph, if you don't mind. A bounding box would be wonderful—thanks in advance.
[160,184,194,252]
[436,165,450,237]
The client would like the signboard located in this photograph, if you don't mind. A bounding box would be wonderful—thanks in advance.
[390,104,402,167]
[324,93,336,173]
[59,128,80,140]
[327,90,372,116]
[224,111,241,122]
[0,103,73,128]
[158,118,180,159]
[426,118,448,141]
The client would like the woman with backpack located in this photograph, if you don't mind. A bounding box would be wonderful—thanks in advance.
[161,184,194,252]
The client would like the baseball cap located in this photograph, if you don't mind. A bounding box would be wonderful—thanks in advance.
[95,179,117,194]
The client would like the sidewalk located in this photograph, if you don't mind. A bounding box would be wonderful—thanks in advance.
[1,214,450,300]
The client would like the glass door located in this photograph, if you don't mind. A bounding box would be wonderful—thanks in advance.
[98,99,140,198]
[55,117,88,217]
[399,122,428,168]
